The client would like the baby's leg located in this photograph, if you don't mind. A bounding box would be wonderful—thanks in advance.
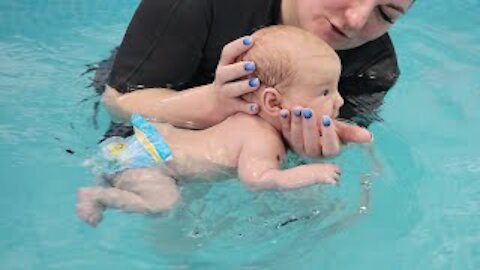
[109,168,180,213]
[77,168,179,227]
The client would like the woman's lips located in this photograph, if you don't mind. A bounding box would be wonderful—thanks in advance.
[326,19,349,39]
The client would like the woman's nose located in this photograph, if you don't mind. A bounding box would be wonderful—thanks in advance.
[344,1,375,32]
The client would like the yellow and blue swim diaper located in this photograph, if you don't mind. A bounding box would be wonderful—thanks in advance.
[98,114,173,175]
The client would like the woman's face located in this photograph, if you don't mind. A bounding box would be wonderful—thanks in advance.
[285,0,413,50]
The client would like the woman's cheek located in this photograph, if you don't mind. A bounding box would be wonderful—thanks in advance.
[361,21,391,41]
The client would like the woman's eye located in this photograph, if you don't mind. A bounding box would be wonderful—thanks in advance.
[377,7,394,24]
[322,89,329,96]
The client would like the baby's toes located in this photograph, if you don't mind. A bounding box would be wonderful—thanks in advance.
[77,203,102,227]
[77,203,93,223]
[87,210,103,227]
[77,199,104,227]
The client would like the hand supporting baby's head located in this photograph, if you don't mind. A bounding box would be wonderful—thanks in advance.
[238,25,344,131]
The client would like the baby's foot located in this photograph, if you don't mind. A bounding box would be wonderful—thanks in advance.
[77,188,105,227]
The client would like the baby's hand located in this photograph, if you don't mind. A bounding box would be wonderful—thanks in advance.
[309,163,341,185]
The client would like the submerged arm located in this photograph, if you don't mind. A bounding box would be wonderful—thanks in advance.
[237,133,340,191]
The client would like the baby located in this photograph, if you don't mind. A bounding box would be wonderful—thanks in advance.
[77,26,346,227]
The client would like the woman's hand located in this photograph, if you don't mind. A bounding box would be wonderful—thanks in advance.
[210,36,261,121]
[101,36,260,127]
[279,107,372,157]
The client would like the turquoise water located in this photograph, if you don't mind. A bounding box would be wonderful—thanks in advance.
[0,0,479,269]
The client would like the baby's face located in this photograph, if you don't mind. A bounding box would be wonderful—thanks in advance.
[281,54,343,119]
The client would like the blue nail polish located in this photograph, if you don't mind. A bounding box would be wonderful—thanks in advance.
[249,104,257,112]
[244,62,255,72]
[243,37,252,46]
[303,109,312,119]
[293,108,302,117]
[248,78,259,88]
[322,115,331,127]
[280,111,288,119]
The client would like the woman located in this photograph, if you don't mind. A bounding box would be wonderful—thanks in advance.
[101,0,414,157]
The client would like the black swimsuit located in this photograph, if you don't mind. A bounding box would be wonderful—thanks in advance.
[93,0,400,140]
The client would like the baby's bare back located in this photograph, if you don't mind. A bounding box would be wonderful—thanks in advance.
[154,113,278,181]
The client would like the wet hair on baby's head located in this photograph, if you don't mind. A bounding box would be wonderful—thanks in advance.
[238,25,338,93]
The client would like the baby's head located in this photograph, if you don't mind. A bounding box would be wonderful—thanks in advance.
[240,25,344,130]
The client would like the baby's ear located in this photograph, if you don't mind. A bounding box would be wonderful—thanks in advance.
[261,87,282,116]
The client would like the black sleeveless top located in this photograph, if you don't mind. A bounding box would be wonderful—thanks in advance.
[98,0,399,139]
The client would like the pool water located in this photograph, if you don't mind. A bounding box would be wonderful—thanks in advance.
[0,0,479,269]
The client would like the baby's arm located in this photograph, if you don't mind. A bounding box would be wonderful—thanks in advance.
[238,132,340,191]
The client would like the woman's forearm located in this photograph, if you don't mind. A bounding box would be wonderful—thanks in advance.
[103,84,223,129]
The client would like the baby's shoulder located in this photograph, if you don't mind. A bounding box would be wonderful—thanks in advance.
[229,112,276,128]
[226,113,282,140]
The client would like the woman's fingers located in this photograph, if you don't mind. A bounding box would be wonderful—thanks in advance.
[214,37,258,100]
[335,120,372,144]
[210,36,257,120]
[216,61,256,84]
[279,109,291,138]
[278,110,372,158]
[218,36,253,67]
[232,100,259,115]
[289,106,304,153]
[301,108,321,157]
[320,115,341,157]
[221,77,260,98]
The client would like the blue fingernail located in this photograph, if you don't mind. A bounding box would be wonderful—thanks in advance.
[249,104,258,112]
[322,115,331,127]
[248,78,259,88]
[244,62,255,72]
[303,109,312,119]
[280,111,288,119]
[293,108,302,117]
[243,37,252,46]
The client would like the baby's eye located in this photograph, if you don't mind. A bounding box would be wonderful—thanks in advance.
[322,89,330,96]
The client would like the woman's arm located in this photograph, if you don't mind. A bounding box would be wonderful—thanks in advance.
[103,36,261,129]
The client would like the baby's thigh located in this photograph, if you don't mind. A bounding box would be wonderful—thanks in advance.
[114,168,179,202]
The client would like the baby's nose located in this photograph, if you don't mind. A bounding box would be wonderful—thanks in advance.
[335,93,344,108]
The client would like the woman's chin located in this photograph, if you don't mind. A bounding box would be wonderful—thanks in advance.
[308,27,353,50]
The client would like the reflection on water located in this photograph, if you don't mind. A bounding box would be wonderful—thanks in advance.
[138,141,393,267]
